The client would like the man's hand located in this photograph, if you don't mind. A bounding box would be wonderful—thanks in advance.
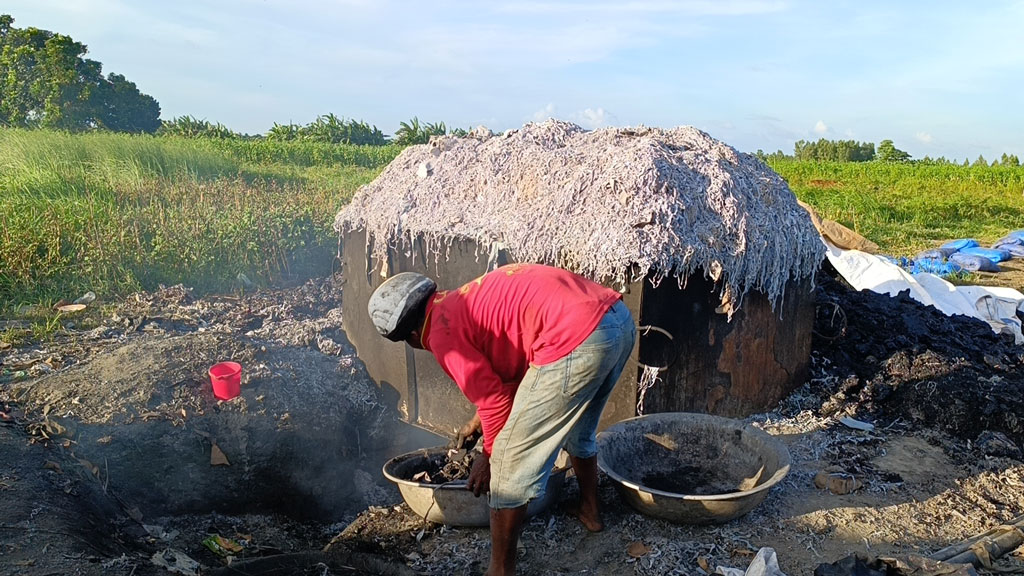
[467,452,490,497]
[455,413,483,451]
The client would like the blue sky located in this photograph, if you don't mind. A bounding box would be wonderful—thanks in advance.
[5,0,1023,161]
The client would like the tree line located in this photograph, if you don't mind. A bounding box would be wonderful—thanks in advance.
[159,114,463,146]
[0,14,161,133]
[758,137,1021,167]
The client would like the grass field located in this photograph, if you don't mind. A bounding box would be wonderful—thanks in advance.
[3,128,1023,315]
[769,158,1024,255]
[0,129,400,308]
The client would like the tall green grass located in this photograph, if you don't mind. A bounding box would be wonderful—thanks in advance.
[768,159,1024,255]
[0,130,240,198]
[204,138,404,169]
[0,129,384,307]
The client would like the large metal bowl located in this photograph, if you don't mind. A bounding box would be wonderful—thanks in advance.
[597,412,790,524]
[383,447,569,527]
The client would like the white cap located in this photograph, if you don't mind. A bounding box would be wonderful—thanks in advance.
[367,272,437,341]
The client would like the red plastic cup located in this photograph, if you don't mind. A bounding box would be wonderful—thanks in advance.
[208,362,242,400]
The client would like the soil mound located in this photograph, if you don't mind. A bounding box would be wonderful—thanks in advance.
[808,271,1024,450]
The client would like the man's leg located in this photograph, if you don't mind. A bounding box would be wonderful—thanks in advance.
[562,301,635,532]
[569,454,603,532]
[488,505,527,576]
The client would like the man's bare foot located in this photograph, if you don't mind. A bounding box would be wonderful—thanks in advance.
[568,501,604,532]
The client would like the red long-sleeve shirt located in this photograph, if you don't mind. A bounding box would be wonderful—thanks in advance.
[421,263,622,455]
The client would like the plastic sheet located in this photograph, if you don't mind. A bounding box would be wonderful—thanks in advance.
[825,241,1024,344]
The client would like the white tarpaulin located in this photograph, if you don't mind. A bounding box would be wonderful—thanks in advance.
[825,242,1024,345]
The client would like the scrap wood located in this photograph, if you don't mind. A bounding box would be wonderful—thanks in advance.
[931,513,1024,562]
[943,525,1024,569]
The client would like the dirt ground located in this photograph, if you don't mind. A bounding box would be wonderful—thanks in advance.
[1,266,1023,575]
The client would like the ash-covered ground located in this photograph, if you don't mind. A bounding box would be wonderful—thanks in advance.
[1,269,1022,575]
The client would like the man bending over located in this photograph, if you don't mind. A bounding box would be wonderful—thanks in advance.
[368,263,635,576]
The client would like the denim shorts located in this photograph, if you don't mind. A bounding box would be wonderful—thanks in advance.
[488,300,636,509]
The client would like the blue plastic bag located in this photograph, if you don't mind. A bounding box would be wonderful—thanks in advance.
[1007,230,1024,241]
[940,238,979,252]
[950,252,1000,272]
[994,241,1024,258]
[909,258,963,276]
[959,246,1012,263]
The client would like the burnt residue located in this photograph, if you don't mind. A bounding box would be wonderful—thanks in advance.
[389,449,473,485]
[642,466,742,496]
[599,414,789,499]
[809,272,1024,448]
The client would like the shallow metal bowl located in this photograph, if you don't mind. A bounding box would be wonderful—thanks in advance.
[597,412,790,524]
[383,447,569,527]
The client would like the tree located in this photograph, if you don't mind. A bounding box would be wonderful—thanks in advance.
[300,114,387,145]
[972,155,988,167]
[262,115,387,145]
[1000,153,1020,167]
[793,138,874,162]
[755,149,791,162]
[88,73,161,132]
[0,14,160,132]
[876,140,911,163]
[266,122,301,141]
[393,116,447,146]
[158,115,236,138]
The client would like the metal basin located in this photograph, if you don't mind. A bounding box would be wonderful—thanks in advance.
[597,413,790,524]
[382,447,568,527]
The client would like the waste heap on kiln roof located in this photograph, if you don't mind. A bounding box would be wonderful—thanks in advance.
[335,119,823,316]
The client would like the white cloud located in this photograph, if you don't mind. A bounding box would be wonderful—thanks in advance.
[532,103,557,122]
[814,120,828,135]
[575,108,610,129]
[915,131,933,143]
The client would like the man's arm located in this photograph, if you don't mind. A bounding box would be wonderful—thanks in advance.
[433,344,515,456]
